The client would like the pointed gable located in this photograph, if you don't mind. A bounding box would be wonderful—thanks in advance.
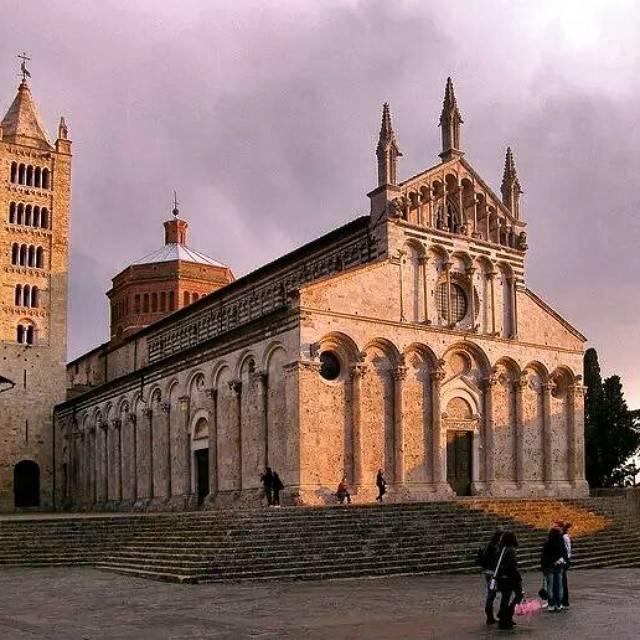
[1,81,52,148]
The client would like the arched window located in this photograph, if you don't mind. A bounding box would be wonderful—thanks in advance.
[14,460,40,507]
[19,244,27,266]
[192,292,199,302]
[25,204,32,226]
[31,286,38,308]
[10,162,17,183]
[151,292,158,312]
[33,206,40,227]
[42,168,50,189]
[18,164,25,185]
[11,243,19,265]
[34,167,41,188]
[134,294,141,313]
[17,203,24,225]
[36,247,44,269]
[16,324,24,343]
[25,325,34,345]
[9,202,16,224]
[26,165,33,186]
[160,291,166,312]
[14,285,22,306]
[183,291,190,306]
[40,208,48,228]
[27,245,35,267]
[23,284,31,307]
[143,293,149,313]
[169,291,175,311]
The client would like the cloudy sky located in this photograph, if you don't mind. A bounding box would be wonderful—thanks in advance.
[2,1,639,407]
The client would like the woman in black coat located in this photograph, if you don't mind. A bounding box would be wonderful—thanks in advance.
[541,526,568,611]
[496,531,523,630]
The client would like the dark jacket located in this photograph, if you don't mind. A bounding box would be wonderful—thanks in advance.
[481,541,501,571]
[541,532,568,571]
[497,546,522,589]
[272,473,284,491]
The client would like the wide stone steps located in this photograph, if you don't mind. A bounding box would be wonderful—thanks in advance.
[2,498,638,582]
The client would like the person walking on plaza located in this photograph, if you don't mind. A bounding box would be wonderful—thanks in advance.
[272,471,284,507]
[337,476,351,504]
[375,469,387,502]
[478,529,503,625]
[496,531,523,630]
[541,525,568,611]
[260,467,274,506]
[561,521,572,608]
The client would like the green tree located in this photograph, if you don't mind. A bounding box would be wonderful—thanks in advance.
[584,348,604,485]
[584,347,640,487]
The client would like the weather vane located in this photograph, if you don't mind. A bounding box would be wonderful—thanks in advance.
[17,52,31,82]
[172,190,179,218]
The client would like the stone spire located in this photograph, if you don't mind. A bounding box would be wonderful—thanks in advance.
[501,146,523,219]
[439,77,463,161]
[376,102,402,186]
[1,80,51,148]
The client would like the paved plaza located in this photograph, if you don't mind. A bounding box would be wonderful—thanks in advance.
[0,568,638,639]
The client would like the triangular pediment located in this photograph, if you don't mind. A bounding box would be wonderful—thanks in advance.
[398,155,519,226]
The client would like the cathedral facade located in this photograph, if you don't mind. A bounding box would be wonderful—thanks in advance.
[54,79,588,511]
[0,77,72,511]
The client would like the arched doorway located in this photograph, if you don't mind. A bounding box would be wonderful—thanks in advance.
[14,460,40,508]
[191,417,209,505]
[443,397,478,496]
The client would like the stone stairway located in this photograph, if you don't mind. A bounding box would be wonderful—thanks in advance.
[0,498,638,583]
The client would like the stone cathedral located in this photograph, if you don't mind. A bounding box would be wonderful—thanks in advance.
[9,75,590,512]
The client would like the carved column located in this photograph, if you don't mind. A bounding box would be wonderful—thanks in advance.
[154,402,171,499]
[466,267,476,330]
[482,374,498,489]
[350,364,366,486]
[514,374,527,487]
[163,402,172,497]
[83,426,91,505]
[567,384,581,485]
[99,418,109,504]
[398,249,406,322]
[229,380,242,491]
[91,424,98,505]
[542,381,554,487]
[392,365,408,485]
[430,367,446,486]
[445,261,453,326]
[571,383,587,484]
[204,389,218,498]
[256,371,269,467]
[488,269,497,335]
[127,413,138,501]
[178,395,191,497]
[419,255,430,324]
[111,418,122,503]
[143,407,154,499]
[507,276,518,338]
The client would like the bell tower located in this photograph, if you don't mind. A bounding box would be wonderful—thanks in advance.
[0,57,72,511]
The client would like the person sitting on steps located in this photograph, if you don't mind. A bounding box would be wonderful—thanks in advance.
[260,467,274,506]
[336,476,351,504]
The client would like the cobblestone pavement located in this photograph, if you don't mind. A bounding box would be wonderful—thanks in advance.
[0,568,637,639]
